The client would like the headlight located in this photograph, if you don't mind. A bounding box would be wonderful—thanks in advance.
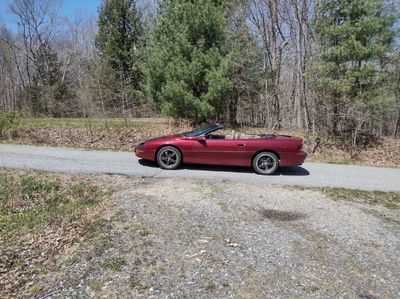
[135,143,145,154]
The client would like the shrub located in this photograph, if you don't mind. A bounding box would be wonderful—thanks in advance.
[0,110,21,137]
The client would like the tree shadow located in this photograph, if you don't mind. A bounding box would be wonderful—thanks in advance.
[138,159,310,176]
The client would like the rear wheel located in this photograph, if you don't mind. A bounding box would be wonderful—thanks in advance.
[253,152,279,175]
[156,146,182,170]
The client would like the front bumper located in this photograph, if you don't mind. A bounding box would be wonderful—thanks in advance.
[135,144,155,161]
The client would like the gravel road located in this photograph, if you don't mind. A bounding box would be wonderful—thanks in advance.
[32,176,400,298]
[1,144,399,191]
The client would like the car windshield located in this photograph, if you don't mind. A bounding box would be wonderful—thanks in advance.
[183,124,222,137]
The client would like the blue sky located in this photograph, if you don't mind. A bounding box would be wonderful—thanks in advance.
[0,0,102,31]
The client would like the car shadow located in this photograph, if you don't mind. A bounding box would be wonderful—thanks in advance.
[138,159,310,176]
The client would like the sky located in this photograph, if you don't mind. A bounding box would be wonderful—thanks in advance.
[0,0,103,31]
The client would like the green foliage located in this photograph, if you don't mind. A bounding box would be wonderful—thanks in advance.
[96,0,143,81]
[292,185,400,210]
[0,173,105,234]
[320,187,400,210]
[27,43,75,117]
[314,0,397,127]
[102,257,126,271]
[95,0,144,110]
[21,176,60,196]
[0,110,20,137]
[143,0,235,123]
[389,52,400,101]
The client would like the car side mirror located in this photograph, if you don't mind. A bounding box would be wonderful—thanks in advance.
[196,136,206,141]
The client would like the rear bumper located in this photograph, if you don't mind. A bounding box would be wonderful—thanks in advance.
[280,150,307,167]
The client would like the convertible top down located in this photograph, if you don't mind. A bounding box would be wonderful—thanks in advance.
[135,124,307,175]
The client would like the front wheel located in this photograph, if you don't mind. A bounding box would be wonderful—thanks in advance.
[156,146,182,170]
[252,152,279,175]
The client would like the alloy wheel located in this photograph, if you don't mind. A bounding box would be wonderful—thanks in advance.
[253,152,278,175]
[157,147,181,169]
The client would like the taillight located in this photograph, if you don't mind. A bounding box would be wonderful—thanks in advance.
[297,141,303,151]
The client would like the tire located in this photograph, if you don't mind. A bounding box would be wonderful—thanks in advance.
[252,152,279,175]
[156,146,182,170]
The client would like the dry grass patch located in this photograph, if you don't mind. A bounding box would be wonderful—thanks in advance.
[292,185,400,225]
[293,186,400,210]
[0,169,114,298]
[1,117,191,151]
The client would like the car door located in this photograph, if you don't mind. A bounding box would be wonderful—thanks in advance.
[191,138,248,166]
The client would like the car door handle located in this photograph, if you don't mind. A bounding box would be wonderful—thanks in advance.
[236,144,246,147]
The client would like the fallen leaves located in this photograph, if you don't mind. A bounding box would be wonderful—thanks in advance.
[0,169,114,299]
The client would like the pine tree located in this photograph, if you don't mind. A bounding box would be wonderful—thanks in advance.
[314,0,396,142]
[143,0,235,124]
[28,43,73,116]
[96,0,143,111]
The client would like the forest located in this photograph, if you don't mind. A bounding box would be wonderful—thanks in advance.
[0,0,399,154]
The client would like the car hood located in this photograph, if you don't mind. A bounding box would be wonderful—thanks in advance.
[145,134,183,143]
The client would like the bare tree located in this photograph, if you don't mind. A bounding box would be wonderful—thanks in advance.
[290,0,312,130]
[249,0,290,129]
[8,0,61,85]
[0,27,17,111]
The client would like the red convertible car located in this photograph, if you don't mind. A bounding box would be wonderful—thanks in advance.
[135,124,307,175]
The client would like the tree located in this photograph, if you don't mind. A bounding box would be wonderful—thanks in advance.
[249,0,290,129]
[290,0,313,130]
[314,0,396,148]
[5,0,76,116]
[228,1,264,126]
[96,0,143,114]
[143,0,235,124]
[0,26,19,111]
[27,42,73,116]
[389,51,400,137]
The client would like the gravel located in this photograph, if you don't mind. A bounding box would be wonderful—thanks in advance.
[37,176,400,298]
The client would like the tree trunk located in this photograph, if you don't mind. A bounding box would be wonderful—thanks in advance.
[228,96,238,126]
[269,0,281,129]
[395,106,400,138]
[294,0,303,129]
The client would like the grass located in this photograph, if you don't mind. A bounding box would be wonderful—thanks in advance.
[130,268,150,291]
[139,227,152,237]
[102,257,126,271]
[111,209,126,222]
[0,169,114,298]
[304,284,320,293]
[85,218,113,239]
[0,175,104,234]
[323,188,400,209]
[0,116,192,151]
[19,117,165,129]
[318,157,357,165]
[87,279,102,292]
[294,185,400,210]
